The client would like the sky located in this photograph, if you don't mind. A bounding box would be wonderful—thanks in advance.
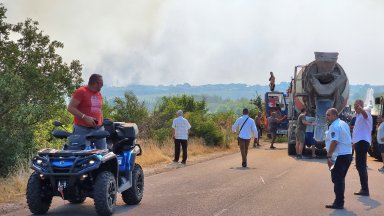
[2,0,384,87]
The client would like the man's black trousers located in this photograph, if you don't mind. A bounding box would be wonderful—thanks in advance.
[174,139,188,163]
[355,140,370,192]
[331,154,352,206]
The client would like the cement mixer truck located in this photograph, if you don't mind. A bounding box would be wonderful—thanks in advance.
[287,52,349,155]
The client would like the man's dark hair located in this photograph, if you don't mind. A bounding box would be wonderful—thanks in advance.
[88,74,102,85]
[243,108,249,114]
[301,108,306,113]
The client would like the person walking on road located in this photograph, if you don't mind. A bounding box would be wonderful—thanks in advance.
[324,108,353,209]
[232,108,258,168]
[352,99,372,196]
[172,110,191,165]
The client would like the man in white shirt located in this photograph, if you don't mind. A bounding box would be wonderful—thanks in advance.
[232,108,258,167]
[352,99,372,196]
[324,108,353,209]
[172,110,191,164]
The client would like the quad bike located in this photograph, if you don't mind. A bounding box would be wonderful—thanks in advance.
[26,119,144,216]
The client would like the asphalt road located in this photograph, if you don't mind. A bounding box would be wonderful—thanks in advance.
[5,143,384,216]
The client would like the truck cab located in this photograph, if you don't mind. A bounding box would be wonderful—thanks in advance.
[264,91,289,136]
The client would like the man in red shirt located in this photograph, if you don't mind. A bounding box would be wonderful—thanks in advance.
[67,74,106,149]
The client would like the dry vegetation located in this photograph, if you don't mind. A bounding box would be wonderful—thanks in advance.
[0,138,238,204]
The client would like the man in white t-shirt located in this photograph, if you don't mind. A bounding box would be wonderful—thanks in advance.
[324,108,353,209]
[172,110,191,164]
[352,99,372,196]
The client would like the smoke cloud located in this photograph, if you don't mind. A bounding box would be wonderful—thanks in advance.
[2,0,384,86]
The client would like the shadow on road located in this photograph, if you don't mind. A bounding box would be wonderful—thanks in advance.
[357,196,381,211]
[329,209,357,216]
[43,202,139,216]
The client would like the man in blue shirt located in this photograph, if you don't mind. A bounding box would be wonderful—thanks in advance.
[232,108,258,167]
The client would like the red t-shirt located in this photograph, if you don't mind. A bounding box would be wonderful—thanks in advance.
[72,86,103,127]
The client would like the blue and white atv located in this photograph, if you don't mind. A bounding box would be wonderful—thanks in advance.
[26,119,144,216]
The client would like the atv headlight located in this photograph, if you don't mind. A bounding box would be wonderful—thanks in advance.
[36,159,43,165]
[89,160,95,165]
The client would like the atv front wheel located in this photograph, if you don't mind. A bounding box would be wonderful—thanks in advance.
[122,164,144,205]
[93,171,117,216]
[26,172,53,214]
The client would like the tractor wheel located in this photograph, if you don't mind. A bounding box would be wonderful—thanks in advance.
[122,164,144,205]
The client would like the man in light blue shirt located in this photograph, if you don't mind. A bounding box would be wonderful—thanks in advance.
[232,108,258,167]
[324,108,352,209]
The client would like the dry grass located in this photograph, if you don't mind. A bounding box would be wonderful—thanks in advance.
[0,138,237,204]
[0,166,31,203]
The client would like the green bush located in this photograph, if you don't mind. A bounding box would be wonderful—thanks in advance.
[152,128,172,146]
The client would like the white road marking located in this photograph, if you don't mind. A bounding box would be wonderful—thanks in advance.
[260,176,265,184]
[213,209,228,216]
[275,170,289,178]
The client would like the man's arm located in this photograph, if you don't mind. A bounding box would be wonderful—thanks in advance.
[67,97,96,127]
[356,105,368,119]
[172,128,175,139]
[327,140,338,168]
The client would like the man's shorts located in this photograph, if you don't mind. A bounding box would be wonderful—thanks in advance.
[296,131,305,143]
[305,132,316,147]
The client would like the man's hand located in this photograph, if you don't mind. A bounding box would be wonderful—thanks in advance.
[83,115,97,127]
[327,158,334,169]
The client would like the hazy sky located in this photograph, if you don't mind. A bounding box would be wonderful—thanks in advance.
[2,0,384,86]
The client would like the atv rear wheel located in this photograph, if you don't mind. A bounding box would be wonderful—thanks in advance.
[122,164,144,205]
[93,171,117,216]
[26,172,53,214]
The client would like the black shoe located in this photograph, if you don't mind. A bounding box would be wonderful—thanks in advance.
[270,146,276,149]
[242,162,247,167]
[173,160,178,163]
[181,161,186,165]
[325,204,344,209]
[354,190,369,196]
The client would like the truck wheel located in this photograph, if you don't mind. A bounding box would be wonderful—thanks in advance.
[93,171,117,216]
[288,140,296,155]
[26,172,52,214]
[68,196,86,204]
[122,164,144,205]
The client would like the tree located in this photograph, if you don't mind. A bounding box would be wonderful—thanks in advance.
[111,91,148,125]
[0,4,83,176]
